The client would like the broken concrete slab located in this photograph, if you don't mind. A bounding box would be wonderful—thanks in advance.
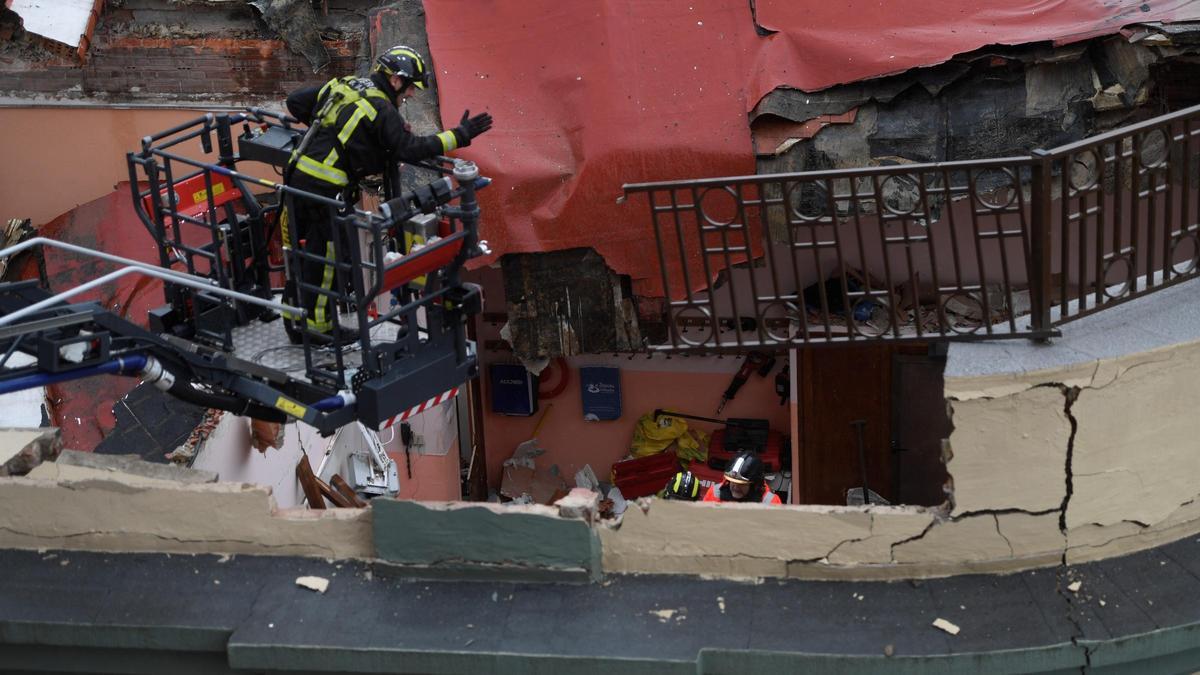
[556,487,600,523]
[946,385,1070,516]
[55,449,217,484]
[0,427,60,476]
[0,468,371,559]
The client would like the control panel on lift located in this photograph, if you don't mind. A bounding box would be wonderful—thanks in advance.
[0,109,490,436]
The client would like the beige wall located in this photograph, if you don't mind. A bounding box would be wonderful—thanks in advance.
[600,337,1200,579]
[0,107,231,228]
[4,329,1199,577]
[0,462,372,559]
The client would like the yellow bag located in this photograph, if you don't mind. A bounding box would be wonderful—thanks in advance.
[675,428,710,464]
[629,412,710,462]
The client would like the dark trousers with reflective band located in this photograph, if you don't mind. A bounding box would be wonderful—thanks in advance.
[283,186,342,333]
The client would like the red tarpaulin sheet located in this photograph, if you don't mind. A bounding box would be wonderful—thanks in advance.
[751,0,1200,95]
[425,1,758,294]
[424,1,1200,291]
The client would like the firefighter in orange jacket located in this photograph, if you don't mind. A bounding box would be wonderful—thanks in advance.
[702,451,782,505]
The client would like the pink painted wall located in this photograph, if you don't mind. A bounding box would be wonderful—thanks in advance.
[467,267,790,494]
[479,356,790,492]
[0,107,233,228]
[381,431,462,502]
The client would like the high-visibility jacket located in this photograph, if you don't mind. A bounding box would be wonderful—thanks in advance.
[702,482,782,505]
[285,72,461,188]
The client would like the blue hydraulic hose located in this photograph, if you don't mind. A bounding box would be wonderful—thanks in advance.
[312,394,349,412]
[0,353,148,396]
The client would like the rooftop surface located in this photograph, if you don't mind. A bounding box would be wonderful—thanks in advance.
[4,535,1200,673]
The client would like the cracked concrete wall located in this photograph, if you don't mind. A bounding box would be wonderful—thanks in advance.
[0,463,371,559]
[1064,341,1200,561]
[602,337,1200,580]
[946,386,1070,515]
[941,337,1200,572]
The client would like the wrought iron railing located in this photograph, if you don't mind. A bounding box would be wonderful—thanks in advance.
[623,103,1200,352]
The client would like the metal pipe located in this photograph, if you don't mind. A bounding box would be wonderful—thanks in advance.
[851,419,871,506]
[0,266,300,326]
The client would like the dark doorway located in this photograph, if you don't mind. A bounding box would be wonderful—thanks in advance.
[795,343,949,506]
[891,349,952,506]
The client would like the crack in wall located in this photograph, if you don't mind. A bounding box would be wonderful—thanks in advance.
[992,513,1015,557]
[953,506,1061,518]
[1087,351,1177,390]
[889,518,938,563]
[822,514,874,561]
[0,525,341,558]
[1056,385,1081,534]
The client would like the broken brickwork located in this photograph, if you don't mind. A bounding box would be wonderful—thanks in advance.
[0,0,365,101]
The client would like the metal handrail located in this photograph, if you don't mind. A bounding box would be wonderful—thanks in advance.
[624,102,1200,351]
[0,237,302,326]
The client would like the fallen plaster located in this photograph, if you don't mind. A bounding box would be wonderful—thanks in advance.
[0,463,371,559]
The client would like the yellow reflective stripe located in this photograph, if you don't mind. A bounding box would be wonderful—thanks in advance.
[279,205,292,251]
[337,104,372,146]
[294,155,348,187]
[366,89,388,101]
[309,242,337,332]
[324,148,339,166]
[436,130,459,153]
[356,98,378,120]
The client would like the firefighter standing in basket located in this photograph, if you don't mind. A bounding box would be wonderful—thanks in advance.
[282,45,492,344]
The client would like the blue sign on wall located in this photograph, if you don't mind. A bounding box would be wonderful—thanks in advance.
[489,364,537,416]
[580,366,621,421]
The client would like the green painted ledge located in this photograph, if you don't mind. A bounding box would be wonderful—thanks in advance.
[371,499,602,581]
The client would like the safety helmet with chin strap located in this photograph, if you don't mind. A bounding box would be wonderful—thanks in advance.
[724,451,765,486]
[664,471,700,501]
[374,45,432,90]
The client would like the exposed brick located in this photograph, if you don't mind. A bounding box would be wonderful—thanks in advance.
[143,80,181,94]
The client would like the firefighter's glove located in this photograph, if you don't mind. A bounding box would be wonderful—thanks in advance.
[453,109,493,147]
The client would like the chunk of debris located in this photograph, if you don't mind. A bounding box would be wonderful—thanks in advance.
[717,596,726,613]
[247,0,330,72]
[0,427,61,476]
[932,618,960,635]
[648,605,676,619]
[1067,580,1082,593]
[295,576,330,593]
[56,449,216,483]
